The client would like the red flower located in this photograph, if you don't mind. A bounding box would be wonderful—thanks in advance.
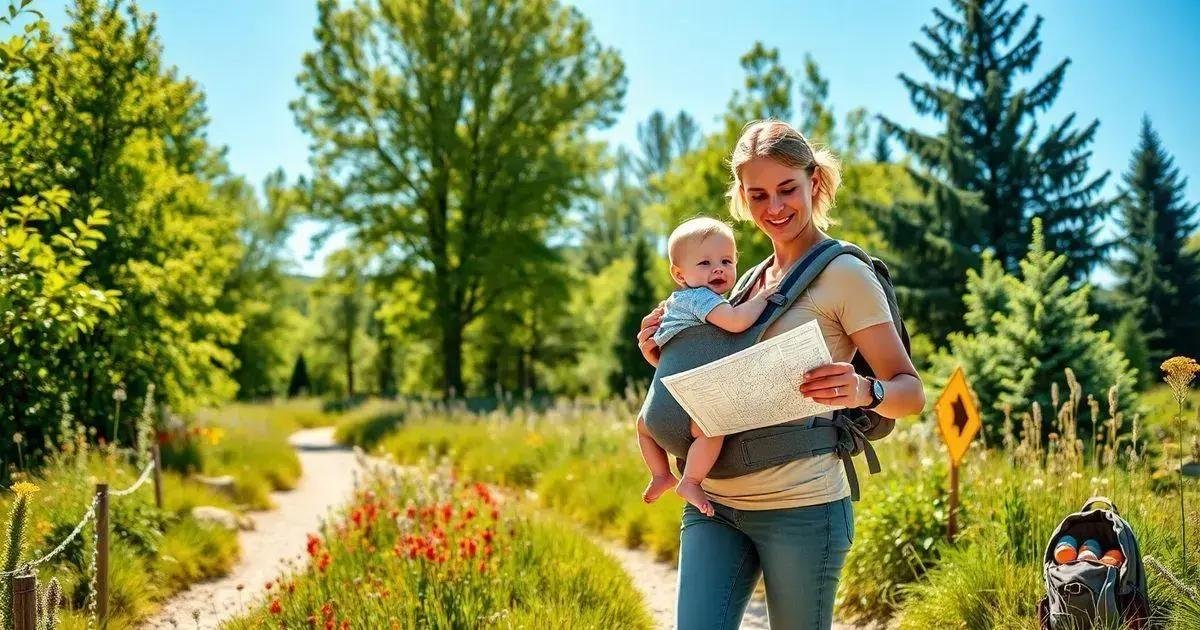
[440,503,453,522]
[269,599,282,615]
[464,507,477,521]
[317,552,332,572]
[306,534,322,557]
[478,560,487,573]
[406,506,417,519]
[490,508,500,521]
[481,529,494,544]
[264,581,274,591]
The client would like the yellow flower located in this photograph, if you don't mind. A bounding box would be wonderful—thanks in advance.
[10,481,39,497]
[1162,356,1200,401]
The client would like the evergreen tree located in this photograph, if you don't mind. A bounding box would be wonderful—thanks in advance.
[933,219,1137,443]
[880,0,1111,340]
[1113,117,1200,364]
[610,236,657,394]
[287,354,311,398]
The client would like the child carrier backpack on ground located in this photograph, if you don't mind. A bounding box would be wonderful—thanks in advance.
[1038,496,1149,629]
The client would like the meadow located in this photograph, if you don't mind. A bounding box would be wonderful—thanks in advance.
[336,375,1200,629]
[227,462,652,629]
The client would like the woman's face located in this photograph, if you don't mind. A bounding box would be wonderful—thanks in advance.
[739,157,815,244]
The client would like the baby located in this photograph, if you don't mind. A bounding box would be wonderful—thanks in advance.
[636,217,780,517]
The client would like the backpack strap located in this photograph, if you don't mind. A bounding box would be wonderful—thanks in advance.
[754,239,842,336]
[1081,496,1119,514]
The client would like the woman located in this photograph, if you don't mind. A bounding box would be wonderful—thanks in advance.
[636,120,925,630]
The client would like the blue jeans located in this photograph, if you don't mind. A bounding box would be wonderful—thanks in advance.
[676,497,854,630]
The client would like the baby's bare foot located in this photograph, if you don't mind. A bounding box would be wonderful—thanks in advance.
[676,479,714,517]
[643,474,677,503]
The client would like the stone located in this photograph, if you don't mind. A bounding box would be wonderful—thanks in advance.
[192,474,237,498]
[191,506,239,531]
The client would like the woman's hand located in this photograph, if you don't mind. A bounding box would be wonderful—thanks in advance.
[797,362,870,408]
[637,302,667,368]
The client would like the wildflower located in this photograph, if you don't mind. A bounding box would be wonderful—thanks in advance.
[264,581,273,591]
[113,387,127,402]
[12,432,23,445]
[1163,357,1200,399]
[919,457,932,468]
[269,599,282,615]
[10,481,38,497]
[317,552,332,572]
[306,533,322,556]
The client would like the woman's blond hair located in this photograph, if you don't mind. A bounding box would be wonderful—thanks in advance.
[726,120,842,230]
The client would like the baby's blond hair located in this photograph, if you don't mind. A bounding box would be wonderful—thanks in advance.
[666,217,737,265]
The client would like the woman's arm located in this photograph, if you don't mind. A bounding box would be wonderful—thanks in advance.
[797,321,925,419]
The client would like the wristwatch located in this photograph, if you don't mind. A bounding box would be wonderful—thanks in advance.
[862,376,885,410]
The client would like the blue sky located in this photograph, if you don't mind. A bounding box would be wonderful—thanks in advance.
[38,0,1200,276]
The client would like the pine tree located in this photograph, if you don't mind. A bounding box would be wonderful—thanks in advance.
[610,236,658,395]
[287,354,310,398]
[934,219,1137,442]
[880,0,1112,340]
[1113,117,1200,364]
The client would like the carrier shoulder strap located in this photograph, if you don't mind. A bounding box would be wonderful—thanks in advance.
[756,239,877,338]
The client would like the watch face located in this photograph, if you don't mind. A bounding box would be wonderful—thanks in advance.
[872,379,885,400]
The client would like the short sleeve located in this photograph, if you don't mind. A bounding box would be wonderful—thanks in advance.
[676,287,726,322]
[820,256,893,335]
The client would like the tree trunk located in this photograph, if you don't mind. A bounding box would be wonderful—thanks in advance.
[441,313,464,398]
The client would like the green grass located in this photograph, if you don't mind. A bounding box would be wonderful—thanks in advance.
[225,467,652,629]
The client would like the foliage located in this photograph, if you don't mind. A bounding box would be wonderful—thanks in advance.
[294,0,625,395]
[932,220,1137,441]
[879,0,1112,340]
[220,170,305,400]
[1112,117,1200,368]
[611,236,658,393]
[0,0,120,476]
[228,468,652,629]
[838,458,950,623]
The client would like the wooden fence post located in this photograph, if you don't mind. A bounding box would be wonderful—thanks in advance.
[152,442,164,509]
[11,574,36,630]
[96,483,109,625]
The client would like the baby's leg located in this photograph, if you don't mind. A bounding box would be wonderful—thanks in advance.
[637,415,678,503]
[676,422,722,517]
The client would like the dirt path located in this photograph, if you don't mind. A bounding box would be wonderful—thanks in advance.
[140,427,361,629]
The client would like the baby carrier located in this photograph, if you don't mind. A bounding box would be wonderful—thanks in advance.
[1038,496,1149,629]
[641,238,910,500]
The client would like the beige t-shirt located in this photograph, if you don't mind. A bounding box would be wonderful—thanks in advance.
[701,252,893,510]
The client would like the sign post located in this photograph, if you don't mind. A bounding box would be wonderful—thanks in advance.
[935,366,981,542]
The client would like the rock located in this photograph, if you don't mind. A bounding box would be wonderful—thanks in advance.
[191,506,239,531]
[192,474,237,498]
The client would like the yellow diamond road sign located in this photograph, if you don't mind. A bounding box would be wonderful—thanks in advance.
[936,366,981,465]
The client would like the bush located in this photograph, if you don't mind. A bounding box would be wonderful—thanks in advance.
[837,462,950,623]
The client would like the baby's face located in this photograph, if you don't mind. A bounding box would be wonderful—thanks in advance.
[673,234,738,294]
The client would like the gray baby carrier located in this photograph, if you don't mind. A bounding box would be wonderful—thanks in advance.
[1037,496,1149,629]
[641,239,910,500]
